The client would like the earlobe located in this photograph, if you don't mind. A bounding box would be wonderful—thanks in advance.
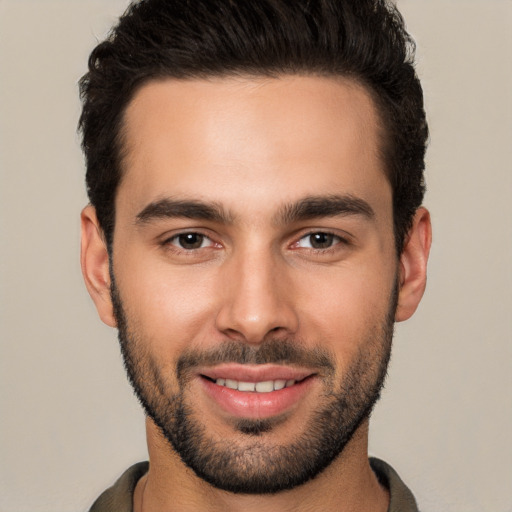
[395,207,432,322]
[80,205,116,327]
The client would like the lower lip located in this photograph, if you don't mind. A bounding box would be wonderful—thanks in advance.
[199,376,315,419]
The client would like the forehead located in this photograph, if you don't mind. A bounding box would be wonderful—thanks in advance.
[118,75,390,219]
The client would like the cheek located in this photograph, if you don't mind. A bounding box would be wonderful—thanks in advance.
[114,257,219,354]
[295,264,395,360]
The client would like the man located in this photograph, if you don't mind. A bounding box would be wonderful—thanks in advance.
[79,0,431,510]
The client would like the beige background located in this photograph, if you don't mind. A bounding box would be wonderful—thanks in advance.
[1,1,511,511]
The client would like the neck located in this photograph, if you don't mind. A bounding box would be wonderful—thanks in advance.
[134,417,389,512]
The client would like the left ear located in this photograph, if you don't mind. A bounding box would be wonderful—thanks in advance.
[395,207,432,322]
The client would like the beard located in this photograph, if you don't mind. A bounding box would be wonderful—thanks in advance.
[110,276,397,495]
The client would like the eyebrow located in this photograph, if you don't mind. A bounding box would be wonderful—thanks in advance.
[135,194,375,226]
[135,198,233,224]
[276,194,375,225]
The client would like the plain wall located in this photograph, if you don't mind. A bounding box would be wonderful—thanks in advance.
[0,1,510,511]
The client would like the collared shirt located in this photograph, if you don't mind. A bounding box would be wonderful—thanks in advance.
[89,457,419,511]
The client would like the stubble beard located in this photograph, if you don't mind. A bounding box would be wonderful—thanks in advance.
[110,276,397,494]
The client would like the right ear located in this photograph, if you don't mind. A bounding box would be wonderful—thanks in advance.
[80,205,116,327]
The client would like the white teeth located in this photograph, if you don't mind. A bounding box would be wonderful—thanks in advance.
[214,378,298,392]
[225,379,238,390]
[238,381,256,392]
[274,379,286,390]
[255,380,274,393]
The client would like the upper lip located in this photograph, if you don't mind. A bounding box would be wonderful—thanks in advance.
[198,363,316,383]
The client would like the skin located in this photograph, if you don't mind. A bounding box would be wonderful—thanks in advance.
[81,75,431,512]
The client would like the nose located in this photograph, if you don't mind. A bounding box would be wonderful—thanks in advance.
[215,247,299,344]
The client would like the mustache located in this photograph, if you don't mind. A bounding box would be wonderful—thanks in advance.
[176,338,335,380]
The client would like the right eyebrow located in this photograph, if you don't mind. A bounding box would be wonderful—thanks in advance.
[135,198,233,225]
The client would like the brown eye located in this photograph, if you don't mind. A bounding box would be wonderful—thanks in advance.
[297,232,339,249]
[309,233,335,249]
[172,233,208,250]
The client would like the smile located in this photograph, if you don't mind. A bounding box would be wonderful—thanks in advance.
[211,378,298,392]
[197,365,317,419]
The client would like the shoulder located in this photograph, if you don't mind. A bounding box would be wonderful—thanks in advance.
[370,457,419,512]
[88,461,149,512]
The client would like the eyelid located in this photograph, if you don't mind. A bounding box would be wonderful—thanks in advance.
[291,229,352,248]
[298,232,341,248]
[157,227,352,253]
[160,229,219,250]
[172,234,213,249]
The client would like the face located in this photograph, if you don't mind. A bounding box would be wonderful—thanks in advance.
[86,76,406,493]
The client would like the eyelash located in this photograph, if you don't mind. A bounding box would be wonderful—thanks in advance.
[294,231,349,251]
[161,230,350,253]
[163,232,217,251]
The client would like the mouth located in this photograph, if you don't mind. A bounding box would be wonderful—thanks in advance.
[196,364,317,420]
[202,376,304,393]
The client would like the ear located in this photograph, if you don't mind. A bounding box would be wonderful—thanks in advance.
[395,207,432,322]
[80,205,116,327]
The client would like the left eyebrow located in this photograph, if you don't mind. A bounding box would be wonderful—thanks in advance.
[135,198,233,225]
[276,194,375,225]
